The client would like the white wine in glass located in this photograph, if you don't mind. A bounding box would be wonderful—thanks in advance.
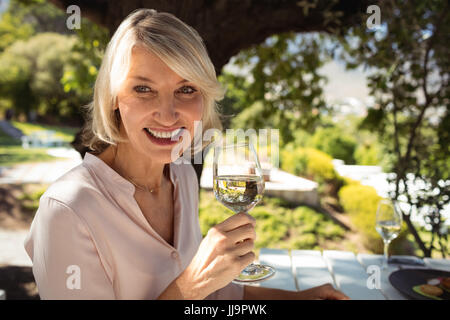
[375,199,402,270]
[213,141,275,283]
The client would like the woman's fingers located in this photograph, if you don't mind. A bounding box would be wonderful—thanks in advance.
[318,284,350,300]
[227,223,256,243]
[233,238,255,256]
[216,212,255,232]
[237,250,256,267]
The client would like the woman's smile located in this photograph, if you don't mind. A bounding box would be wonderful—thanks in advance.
[143,126,186,146]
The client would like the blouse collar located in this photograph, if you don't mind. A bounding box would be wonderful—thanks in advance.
[82,152,178,196]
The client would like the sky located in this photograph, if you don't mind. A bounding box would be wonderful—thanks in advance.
[224,40,373,118]
[0,0,8,13]
[318,60,371,117]
[319,60,370,104]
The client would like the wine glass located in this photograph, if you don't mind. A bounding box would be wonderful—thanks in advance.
[213,141,275,283]
[375,199,402,270]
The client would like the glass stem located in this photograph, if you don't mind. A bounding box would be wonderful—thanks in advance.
[383,240,390,269]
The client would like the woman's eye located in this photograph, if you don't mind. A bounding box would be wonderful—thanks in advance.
[178,86,197,95]
[134,85,152,93]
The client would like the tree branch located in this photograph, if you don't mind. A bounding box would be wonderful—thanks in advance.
[48,0,376,72]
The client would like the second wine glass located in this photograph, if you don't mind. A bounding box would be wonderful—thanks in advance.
[375,199,402,270]
[213,141,275,283]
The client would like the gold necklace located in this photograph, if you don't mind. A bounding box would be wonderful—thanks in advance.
[125,174,161,193]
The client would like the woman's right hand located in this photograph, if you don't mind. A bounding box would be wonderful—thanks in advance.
[180,212,256,299]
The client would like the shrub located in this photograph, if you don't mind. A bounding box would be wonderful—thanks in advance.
[317,223,346,240]
[289,206,322,228]
[281,146,339,184]
[280,146,345,197]
[256,217,289,248]
[305,148,339,182]
[199,191,346,251]
[354,143,381,166]
[339,182,408,253]
[289,233,318,249]
[310,127,357,164]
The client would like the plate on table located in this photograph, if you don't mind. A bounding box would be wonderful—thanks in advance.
[389,269,450,300]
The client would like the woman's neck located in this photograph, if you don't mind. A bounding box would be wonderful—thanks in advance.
[98,144,169,192]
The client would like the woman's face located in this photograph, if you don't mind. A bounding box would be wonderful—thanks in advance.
[116,45,203,164]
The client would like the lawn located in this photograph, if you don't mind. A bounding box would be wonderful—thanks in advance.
[0,121,77,166]
[11,121,77,143]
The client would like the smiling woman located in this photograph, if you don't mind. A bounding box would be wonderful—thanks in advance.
[23,8,347,301]
[80,8,224,156]
[23,8,249,300]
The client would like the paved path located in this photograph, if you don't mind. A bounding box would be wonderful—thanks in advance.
[0,228,32,267]
[0,120,24,139]
[0,148,82,267]
[0,148,82,184]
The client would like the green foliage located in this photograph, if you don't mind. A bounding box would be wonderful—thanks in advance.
[281,146,339,184]
[217,71,249,129]
[309,127,357,164]
[354,142,381,166]
[0,0,108,123]
[230,101,265,132]
[0,0,74,52]
[224,33,329,146]
[61,19,109,102]
[338,0,449,257]
[338,183,380,252]
[289,234,318,249]
[253,207,288,248]
[338,182,407,253]
[199,191,345,251]
[0,10,34,52]
[0,33,79,119]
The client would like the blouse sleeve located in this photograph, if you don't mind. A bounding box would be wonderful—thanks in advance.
[24,197,115,299]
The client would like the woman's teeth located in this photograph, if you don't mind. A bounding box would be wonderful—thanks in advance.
[145,128,183,139]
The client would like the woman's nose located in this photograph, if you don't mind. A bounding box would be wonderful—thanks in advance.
[152,96,179,124]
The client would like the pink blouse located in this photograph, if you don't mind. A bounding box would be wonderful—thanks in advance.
[24,152,244,300]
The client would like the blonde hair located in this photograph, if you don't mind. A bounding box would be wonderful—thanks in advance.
[81,8,224,154]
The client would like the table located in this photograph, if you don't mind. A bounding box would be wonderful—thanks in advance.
[256,248,450,300]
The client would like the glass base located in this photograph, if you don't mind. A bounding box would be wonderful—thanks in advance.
[232,263,275,283]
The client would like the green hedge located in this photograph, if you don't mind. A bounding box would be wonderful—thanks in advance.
[338,181,408,254]
[199,190,346,251]
[281,146,338,183]
[280,146,345,196]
